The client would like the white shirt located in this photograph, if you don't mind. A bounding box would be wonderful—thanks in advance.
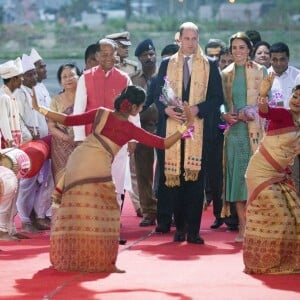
[0,85,21,145]
[294,72,300,88]
[34,82,51,138]
[268,65,300,108]
[73,75,88,141]
[14,86,41,142]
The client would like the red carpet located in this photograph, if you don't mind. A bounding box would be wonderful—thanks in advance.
[0,194,299,300]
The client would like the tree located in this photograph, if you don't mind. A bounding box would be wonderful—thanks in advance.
[125,0,132,19]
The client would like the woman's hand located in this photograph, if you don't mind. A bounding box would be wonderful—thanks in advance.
[260,73,275,97]
[183,101,194,127]
[165,106,185,123]
[163,102,194,149]
[257,96,269,114]
[238,111,250,122]
[222,113,238,126]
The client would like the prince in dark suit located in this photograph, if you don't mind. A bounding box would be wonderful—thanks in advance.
[154,22,224,244]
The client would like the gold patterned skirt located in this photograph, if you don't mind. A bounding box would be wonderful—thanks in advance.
[244,138,300,274]
[50,181,120,273]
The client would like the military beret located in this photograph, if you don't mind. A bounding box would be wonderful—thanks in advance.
[134,39,155,57]
[105,31,131,46]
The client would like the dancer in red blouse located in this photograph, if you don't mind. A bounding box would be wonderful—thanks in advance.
[32,85,194,273]
[244,73,300,274]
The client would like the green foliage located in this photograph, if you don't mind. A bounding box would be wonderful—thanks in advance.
[0,6,3,24]
[1,0,300,61]
[59,0,94,22]
[105,19,127,31]
[151,17,181,32]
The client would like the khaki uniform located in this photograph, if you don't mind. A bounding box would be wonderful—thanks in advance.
[130,69,158,220]
[117,59,138,74]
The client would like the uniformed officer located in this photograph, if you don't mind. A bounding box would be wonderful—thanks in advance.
[130,39,158,227]
[105,31,140,218]
[105,31,138,74]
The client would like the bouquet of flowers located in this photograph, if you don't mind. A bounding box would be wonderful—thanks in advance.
[218,104,258,134]
[238,104,258,121]
[269,91,284,107]
[159,76,194,139]
[159,76,183,113]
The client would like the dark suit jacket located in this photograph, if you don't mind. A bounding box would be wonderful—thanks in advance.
[153,56,224,141]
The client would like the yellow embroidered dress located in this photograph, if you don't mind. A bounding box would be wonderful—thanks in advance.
[50,109,165,273]
[244,107,300,274]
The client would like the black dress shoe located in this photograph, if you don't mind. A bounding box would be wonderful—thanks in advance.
[155,225,170,233]
[173,231,185,242]
[136,208,143,218]
[119,238,127,245]
[210,218,224,229]
[139,217,156,227]
[187,233,204,244]
[227,225,238,231]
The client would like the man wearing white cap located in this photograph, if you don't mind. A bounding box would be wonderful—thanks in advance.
[29,48,51,145]
[0,57,23,240]
[15,54,52,233]
[29,48,54,219]
[29,48,51,131]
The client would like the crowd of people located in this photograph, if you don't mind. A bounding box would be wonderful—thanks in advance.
[0,22,299,275]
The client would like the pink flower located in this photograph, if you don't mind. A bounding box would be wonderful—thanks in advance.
[182,125,195,140]
[269,91,283,107]
[246,61,253,68]
[119,99,132,113]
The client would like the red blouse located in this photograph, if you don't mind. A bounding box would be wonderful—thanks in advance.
[259,107,295,131]
[64,109,165,149]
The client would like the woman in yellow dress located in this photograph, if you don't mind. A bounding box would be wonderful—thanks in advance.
[244,74,300,274]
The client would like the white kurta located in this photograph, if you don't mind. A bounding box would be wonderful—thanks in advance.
[14,85,53,223]
[35,82,51,138]
[0,85,21,235]
[35,82,54,217]
[0,85,22,147]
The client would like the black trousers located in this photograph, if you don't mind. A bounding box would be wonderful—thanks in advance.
[203,135,224,219]
[156,148,205,234]
[156,149,173,228]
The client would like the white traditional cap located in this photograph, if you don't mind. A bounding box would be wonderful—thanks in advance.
[0,57,23,79]
[21,54,36,73]
[29,48,42,63]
